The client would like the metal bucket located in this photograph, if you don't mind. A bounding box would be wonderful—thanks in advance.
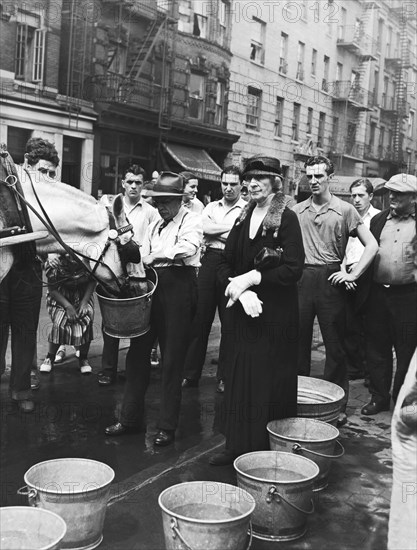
[297,376,345,426]
[96,268,157,338]
[267,418,345,491]
[18,458,115,550]
[234,451,319,542]
[158,481,256,550]
[0,506,67,550]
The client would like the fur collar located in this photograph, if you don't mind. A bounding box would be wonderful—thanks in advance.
[235,192,287,238]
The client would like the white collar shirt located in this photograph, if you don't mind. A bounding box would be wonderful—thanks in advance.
[123,197,160,245]
[202,197,247,250]
[142,205,203,267]
[344,204,380,267]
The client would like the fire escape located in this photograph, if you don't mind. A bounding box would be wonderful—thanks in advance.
[380,6,415,167]
[328,2,377,169]
[95,0,178,132]
[60,0,94,122]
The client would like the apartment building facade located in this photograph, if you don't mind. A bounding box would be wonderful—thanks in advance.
[0,0,96,192]
[227,0,417,196]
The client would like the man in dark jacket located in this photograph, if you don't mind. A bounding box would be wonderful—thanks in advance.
[361,173,417,415]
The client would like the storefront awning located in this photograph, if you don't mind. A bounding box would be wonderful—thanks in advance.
[164,143,222,182]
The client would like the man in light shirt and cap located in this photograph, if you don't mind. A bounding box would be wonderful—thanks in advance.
[360,173,417,416]
[105,172,203,447]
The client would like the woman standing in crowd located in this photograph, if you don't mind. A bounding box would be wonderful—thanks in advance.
[210,155,305,465]
[39,254,96,374]
[180,171,204,214]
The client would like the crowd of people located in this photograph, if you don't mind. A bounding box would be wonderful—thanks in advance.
[1,138,416,546]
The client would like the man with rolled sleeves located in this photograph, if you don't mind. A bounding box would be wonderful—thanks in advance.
[361,173,417,415]
[292,155,378,426]
[182,166,246,392]
[105,172,203,446]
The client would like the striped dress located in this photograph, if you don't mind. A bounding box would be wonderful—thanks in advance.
[45,256,94,347]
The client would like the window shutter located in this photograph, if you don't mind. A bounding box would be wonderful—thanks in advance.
[32,29,45,82]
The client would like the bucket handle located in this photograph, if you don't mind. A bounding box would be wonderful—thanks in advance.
[17,486,38,507]
[266,486,315,515]
[292,439,345,459]
[170,516,254,550]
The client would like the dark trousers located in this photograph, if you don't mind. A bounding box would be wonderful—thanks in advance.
[0,262,42,399]
[344,292,366,379]
[121,267,197,431]
[183,249,227,382]
[297,265,349,410]
[364,283,417,404]
[101,332,120,378]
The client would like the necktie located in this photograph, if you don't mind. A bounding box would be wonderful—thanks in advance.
[158,219,171,235]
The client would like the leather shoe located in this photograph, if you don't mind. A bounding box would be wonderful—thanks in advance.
[337,413,348,427]
[13,399,35,414]
[209,449,236,466]
[182,378,199,388]
[98,374,116,386]
[216,379,225,393]
[104,422,143,436]
[153,429,175,446]
[361,400,390,416]
[30,371,40,391]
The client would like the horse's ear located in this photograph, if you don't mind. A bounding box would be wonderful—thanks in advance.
[112,193,124,220]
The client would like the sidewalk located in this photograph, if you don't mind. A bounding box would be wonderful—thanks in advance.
[0,295,392,549]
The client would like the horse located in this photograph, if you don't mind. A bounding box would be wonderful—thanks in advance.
[0,151,147,297]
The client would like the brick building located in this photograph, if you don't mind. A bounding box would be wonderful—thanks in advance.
[57,0,237,198]
[0,0,96,192]
[226,0,417,198]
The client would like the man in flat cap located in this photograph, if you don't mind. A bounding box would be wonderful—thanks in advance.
[105,172,203,446]
[360,173,417,415]
[292,155,378,426]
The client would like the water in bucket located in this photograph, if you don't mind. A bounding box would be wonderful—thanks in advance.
[0,506,67,550]
[159,481,255,550]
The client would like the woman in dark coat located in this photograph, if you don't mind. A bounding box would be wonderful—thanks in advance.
[210,156,305,465]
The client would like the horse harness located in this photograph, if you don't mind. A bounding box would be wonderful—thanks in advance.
[0,146,134,296]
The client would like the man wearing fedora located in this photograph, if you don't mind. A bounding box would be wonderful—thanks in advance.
[359,173,417,416]
[105,172,203,446]
[292,155,378,426]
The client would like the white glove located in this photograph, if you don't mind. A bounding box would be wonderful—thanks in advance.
[225,270,261,303]
[237,290,263,318]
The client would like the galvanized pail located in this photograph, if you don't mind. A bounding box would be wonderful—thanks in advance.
[96,268,157,338]
[18,458,115,550]
[234,451,319,542]
[267,418,345,491]
[0,506,67,550]
[297,376,345,425]
[158,481,256,550]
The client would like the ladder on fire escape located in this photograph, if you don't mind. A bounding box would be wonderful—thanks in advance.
[125,1,178,130]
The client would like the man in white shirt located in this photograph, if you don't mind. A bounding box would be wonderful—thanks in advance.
[105,172,203,446]
[182,166,246,392]
[98,165,159,386]
[343,178,380,382]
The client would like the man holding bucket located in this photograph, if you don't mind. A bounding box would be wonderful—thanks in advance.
[105,172,202,446]
[98,165,159,386]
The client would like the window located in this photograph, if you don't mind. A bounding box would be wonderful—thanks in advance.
[409,110,415,138]
[189,72,205,119]
[279,32,288,74]
[307,107,313,135]
[322,55,330,90]
[338,8,346,40]
[15,23,45,82]
[193,1,208,38]
[336,63,343,83]
[377,18,384,52]
[107,42,127,75]
[274,96,284,137]
[296,42,305,81]
[250,18,265,64]
[386,27,393,57]
[373,69,379,104]
[246,87,262,130]
[292,103,300,141]
[218,1,227,47]
[311,49,317,77]
[347,122,357,153]
[215,81,225,126]
[318,112,326,148]
[378,125,385,156]
[369,122,376,150]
